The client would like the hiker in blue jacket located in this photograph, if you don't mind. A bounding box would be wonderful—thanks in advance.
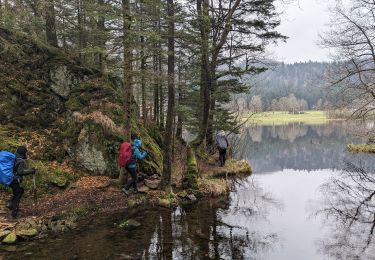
[122,139,148,194]
[8,146,36,218]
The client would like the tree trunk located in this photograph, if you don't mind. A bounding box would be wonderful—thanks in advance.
[140,34,147,124]
[77,0,84,60]
[197,0,211,147]
[153,52,160,124]
[176,55,183,139]
[206,66,216,147]
[96,0,107,75]
[159,54,164,129]
[122,0,133,141]
[45,0,58,47]
[161,0,175,191]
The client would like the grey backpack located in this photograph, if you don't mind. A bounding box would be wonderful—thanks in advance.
[216,135,228,149]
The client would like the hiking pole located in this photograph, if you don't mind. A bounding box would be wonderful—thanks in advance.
[33,173,37,204]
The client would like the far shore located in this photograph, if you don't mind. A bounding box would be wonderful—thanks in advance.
[243,110,345,125]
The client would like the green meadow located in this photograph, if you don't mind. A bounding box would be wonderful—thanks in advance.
[245,111,329,125]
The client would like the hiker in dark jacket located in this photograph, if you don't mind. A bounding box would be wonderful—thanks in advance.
[122,139,148,194]
[215,130,229,167]
[7,146,36,218]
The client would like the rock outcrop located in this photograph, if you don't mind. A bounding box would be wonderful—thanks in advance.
[0,27,162,177]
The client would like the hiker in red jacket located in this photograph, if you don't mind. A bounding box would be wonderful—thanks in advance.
[118,139,149,194]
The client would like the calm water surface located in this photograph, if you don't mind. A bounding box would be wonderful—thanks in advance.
[2,122,375,259]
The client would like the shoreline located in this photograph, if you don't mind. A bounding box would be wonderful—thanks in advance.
[0,158,252,245]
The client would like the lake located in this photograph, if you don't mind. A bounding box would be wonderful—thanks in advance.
[3,122,375,259]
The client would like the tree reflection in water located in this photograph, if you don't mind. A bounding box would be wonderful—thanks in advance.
[145,178,281,259]
[317,162,375,259]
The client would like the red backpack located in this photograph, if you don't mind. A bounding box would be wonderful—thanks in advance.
[118,142,133,167]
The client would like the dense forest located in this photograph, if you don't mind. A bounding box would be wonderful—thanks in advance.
[233,61,333,112]
[0,1,283,190]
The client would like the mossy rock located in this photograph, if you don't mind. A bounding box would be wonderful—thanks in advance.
[49,175,68,188]
[116,219,142,231]
[16,228,38,239]
[178,190,188,199]
[347,143,375,153]
[127,199,137,207]
[158,195,177,208]
[0,230,11,240]
[2,232,17,244]
[72,207,89,216]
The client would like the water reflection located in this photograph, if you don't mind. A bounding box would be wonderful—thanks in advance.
[316,162,375,260]
[145,180,281,259]
[235,122,375,172]
[1,180,280,260]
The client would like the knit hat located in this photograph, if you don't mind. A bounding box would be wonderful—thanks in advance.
[16,146,28,158]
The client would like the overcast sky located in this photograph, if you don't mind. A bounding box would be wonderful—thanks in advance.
[270,0,331,63]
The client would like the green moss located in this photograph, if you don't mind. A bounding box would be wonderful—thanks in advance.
[116,219,142,230]
[0,127,20,151]
[347,143,375,153]
[182,147,199,190]
[71,207,90,216]
[198,177,229,197]
[131,120,163,176]
[23,161,77,194]
[158,192,177,208]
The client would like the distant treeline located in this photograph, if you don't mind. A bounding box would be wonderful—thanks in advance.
[234,61,335,112]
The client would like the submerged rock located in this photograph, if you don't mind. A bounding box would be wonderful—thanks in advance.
[117,219,142,231]
[2,245,17,252]
[2,232,17,244]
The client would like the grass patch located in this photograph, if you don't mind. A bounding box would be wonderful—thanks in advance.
[245,111,329,125]
[198,177,229,197]
[347,144,375,153]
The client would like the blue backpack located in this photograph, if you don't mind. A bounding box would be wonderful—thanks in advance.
[0,151,16,186]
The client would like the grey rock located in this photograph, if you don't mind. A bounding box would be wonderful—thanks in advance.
[144,179,160,189]
[187,194,197,201]
[49,66,77,99]
[138,185,150,193]
[76,128,107,174]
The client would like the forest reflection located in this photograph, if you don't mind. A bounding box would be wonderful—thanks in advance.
[236,122,375,172]
[141,180,281,259]
[316,162,375,260]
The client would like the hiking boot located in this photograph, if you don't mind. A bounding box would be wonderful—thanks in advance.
[6,201,13,211]
[122,188,129,195]
[11,208,18,218]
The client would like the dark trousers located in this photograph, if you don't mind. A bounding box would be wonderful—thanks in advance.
[219,148,227,167]
[124,167,138,191]
[9,179,24,216]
